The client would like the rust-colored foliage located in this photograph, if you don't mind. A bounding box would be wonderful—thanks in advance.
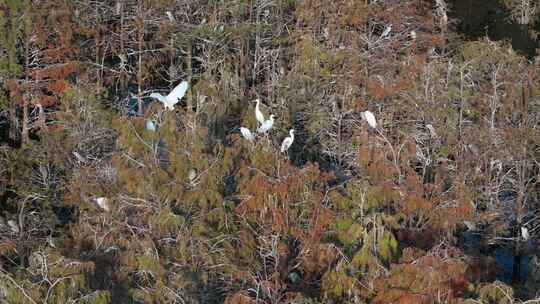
[373,246,469,303]
[224,292,253,304]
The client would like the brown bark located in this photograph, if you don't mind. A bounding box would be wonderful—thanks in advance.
[137,0,144,115]
[21,95,28,145]
[186,39,193,115]
[8,98,18,144]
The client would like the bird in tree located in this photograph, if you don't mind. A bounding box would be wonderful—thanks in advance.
[521,226,530,241]
[258,114,275,134]
[95,197,110,212]
[381,24,392,37]
[361,110,377,128]
[240,127,255,142]
[150,81,189,111]
[281,129,295,153]
[7,220,19,234]
[146,119,157,131]
[254,99,266,125]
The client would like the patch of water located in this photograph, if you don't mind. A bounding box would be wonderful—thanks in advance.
[448,0,539,58]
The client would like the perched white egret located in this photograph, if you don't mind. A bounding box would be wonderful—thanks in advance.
[426,124,437,138]
[188,169,197,183]
[47,234,57,248]
[254,99,265,125]
[521,226,530,241]
[95,197,110,212]
[146,119,157,131]
[381,24,392,38]
[410,30,417,40]
[361,111,377,128]
[7,220,19,234]
[72,151,87,163]
[258,114,275,134]
[280,129,295,153]
[150,81,189,111]
[240,127,255,142]
[166,11,175,23]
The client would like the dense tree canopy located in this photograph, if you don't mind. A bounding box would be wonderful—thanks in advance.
[1,0,539,303]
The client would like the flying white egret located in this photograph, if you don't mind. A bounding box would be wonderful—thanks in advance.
[150,81,189,111]
[280,129,295,153]
[254,99,265,125]
[95,197,110,212]
[240,127,255,142]
[521,226,530,241]
[361,111,377,128]
[146,119,157,131]
[258,114,275,134]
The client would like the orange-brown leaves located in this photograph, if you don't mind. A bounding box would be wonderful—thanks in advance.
[224,292,253,304]
[374,246,469,303]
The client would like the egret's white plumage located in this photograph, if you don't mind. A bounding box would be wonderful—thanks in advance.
[258,114,275,134]
[426,124,437,138]
[255,99,265,125]
[146,120,157,131]
[150,81,189,111]
[280,129,295,153]
[521,226,530,241]
[166,11,175,22]
[7,220,19,233]
[361,111,377,128]
[95,197,110,212]
[72,151,87,163]
[381,24,392,37]
[188,169,197,182]
[240,127,255,142]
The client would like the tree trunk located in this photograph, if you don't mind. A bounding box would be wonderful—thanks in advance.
[186,39,193,115]
[137,0,144,115]
[8,98,18,145]
[21,95,28,145]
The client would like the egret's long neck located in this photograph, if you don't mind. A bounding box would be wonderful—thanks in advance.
[290,131,294,139]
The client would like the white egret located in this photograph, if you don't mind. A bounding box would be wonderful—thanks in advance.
[521,226,530,241]
[166,11,175,23]
[361,111,377,128]
[72,151,87,163]
[426,124,437,138]
[150,81,189,111]
[381,24,392,38]
[240,127,255,142]
[280,129,295,153]
[254,99,265,125]
[7,220,19,234]
[95,197,110,212]
[146,119,157,131]
[258,114,275,134]
[410,30,417,40]
[188,169,197,183]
